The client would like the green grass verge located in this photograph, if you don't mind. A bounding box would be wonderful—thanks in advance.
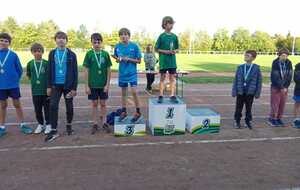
[180,76,270,84]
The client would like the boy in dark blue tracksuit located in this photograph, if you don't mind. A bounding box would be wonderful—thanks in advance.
[45,31,78,142]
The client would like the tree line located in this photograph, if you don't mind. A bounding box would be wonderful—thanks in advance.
[1,17,299,53]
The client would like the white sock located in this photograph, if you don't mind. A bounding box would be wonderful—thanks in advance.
[0,125,5,129]
[20,122,26,126]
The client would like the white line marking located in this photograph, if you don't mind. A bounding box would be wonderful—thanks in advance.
[1,136,300,152]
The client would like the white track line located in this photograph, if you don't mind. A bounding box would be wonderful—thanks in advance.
[0,136,300,152]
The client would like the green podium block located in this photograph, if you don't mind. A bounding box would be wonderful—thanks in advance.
[186,108,220,134]
[148,98,186,136]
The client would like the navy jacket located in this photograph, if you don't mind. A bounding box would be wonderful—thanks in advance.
[232,63,262,98]
[47,48,78,91]
[294,63,300,96]
[270,58,293,89]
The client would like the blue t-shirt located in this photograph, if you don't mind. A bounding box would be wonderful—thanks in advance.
[0,49,22,89]
[54,48,67,84]
[114,42,141,83]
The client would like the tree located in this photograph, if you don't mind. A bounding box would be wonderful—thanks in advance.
[212,28,234,51]
[251,31,276,52]
[37,20,59,49]
[231,28,252,51]
[193,30,212,51]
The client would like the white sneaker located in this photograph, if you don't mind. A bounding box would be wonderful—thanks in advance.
[44,124,52,134]
[34,124,45,134]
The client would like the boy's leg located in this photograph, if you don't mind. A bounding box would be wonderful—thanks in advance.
[159,73,166,96]
[49,87,63,130]
[278,90,288,120]
[0,100,8,126]
[63,90,74,125]
[91,100,98,125]
[293,102,300,118]
[150,74,155,90]
[146,73,151,90]
[99,100,107,123]
[44,96,50,125]
[130,85,142,123]
[121,87,128,111]
[12,99,25,124]
[32,96,44,125]
[270,87,281,119]
[245,95,254,122]
[234,95,244,123]
[169,73,176,97]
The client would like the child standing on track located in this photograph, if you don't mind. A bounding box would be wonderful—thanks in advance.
[232,50,262,130]
[26,43,51,134]
[155,16,179,104]
[292,62,300,128]
[0,32,33,137]
[83,33,112,134]
[268,48,293,127]
[112,28,142,123]
[144,44,157,94]
[45,31,78,142]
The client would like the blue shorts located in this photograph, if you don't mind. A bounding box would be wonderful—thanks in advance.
[88,88,108,100]
[0,88,21,100]
[118,81,137,88]
[293,96,300,103]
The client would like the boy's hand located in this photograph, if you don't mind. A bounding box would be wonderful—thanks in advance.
[85,86,91,95]
[104,85,109,93]
[47,88,52,97]
[70,90,77,97]
[170,50,177,55]
[281,88,288,93]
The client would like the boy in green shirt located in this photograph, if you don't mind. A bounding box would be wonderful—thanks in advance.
[26,43,51,134]
[83,33,112,134]
[155,16,179,104]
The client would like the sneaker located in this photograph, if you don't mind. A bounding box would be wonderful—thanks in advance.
[145,88,152,95]
[277,119,286,127]
[45,130,59,142]
[268,118,279,127]
[91,124,98,135]
[66,124,74,136]
[0,126,6,137]
[234,121,242,129]
[245,121,253,130]
[157,96,163,104]
[119,111,128,122]
[131,112,142,123]
[34,124,45,134]
[44,124,52,135]
[19,124,33,134]
[170,96,179,104]
[102,123,111,133]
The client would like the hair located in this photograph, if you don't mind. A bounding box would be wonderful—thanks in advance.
[30,43,44,53]
[245,50,257,59]
[278,48,290,56]
[0,32,12,44]
[146,44,153,53]
[91,33,103,42]
[162,16,175,29]
[118,28,131,37]
[54,31,68,42]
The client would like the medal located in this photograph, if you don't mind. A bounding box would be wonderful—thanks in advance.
[55,49,67,74]
[34,59,43,85]
[93,50,102,70]
[0,50,10,75]
[244,63,253,87]
[98,70,102,74]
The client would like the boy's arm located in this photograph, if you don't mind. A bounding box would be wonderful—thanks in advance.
[104,67,111,93]
[15,55,23,79]
[232,68,239,97]
[47,51,53,89]
[294,64,300,83]
[284,61,293,88]
[255,66,263,98]
[26,62,31,79]
[72,53,78,92]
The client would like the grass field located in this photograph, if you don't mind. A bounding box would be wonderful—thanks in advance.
[16,51,300,72]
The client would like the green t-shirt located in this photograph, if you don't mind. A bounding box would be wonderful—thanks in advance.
[155,32,179,70]
[83,49,112,88]
[26,59,48,96]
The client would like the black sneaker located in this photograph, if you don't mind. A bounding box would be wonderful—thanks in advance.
[102,123,111,133]
[91,124,98,135]
[245,121,253,130]
[170,96,179,104]
[157,96,163,104]
[45,130,59,142]
[131,112,142,123]
[66,124,74,136]
[118,111,128,122]
[234,121,242,129]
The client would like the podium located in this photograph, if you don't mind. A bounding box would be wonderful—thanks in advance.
[148,97,186,136]
[186,108,220,134]
[114,116,146,137]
